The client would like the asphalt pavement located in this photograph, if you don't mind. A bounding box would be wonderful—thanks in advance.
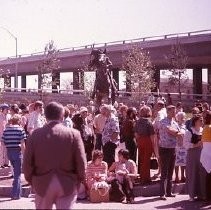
[0,195,211,210]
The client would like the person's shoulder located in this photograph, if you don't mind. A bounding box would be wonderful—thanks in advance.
[128,159,136,165]
[94,113,100,119]
[13,125,24,130]
[160,117,167,123]
[69,127,82,139]
[101,161,108,167]
[61,125,80,135]
[87,160,93,166]
[109,115,118,123]
[185,128,192,135]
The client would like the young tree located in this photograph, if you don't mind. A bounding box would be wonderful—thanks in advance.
[122,44,156,103]
[79,63,95,98]
[37,40,60,100]
[61,77,73,93]
[0,68,10,102]
[165,39,188,101]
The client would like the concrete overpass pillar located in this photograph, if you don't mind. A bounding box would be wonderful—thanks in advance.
[112,69,119,90]
[207,67,211,94]
[21,75,26,92]
[38,73,42,91]
[52,72,60,93]
[73,71,80,94]
[193,67,202,99]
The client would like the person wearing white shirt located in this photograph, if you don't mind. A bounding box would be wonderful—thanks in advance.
[27,101,46,135]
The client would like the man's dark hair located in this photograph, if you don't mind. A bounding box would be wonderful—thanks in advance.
[44,102,64,121]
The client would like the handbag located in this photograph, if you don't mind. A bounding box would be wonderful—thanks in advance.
[89,181,110,203]
[150,154,158,170]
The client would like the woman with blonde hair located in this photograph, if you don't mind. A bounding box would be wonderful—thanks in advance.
[2,114,26,199]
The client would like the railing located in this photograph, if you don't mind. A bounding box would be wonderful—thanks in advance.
[2,29,211,60]
[1,87,211,99]
[2,87,85,94]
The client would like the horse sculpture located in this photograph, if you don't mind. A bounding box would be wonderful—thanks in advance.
[88,49,117,107]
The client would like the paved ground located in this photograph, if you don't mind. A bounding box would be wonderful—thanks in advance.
[1,167,209,209]
[0,195,211,210]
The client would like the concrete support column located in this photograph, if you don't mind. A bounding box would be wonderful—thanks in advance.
[52,72,60,93]
[112,69,119,90]
[193,67,202,99]
[73,71,80,94]
[207,67,211,94]
[152,68,160,93]
[21,75,26,92]
[38,73,42,91]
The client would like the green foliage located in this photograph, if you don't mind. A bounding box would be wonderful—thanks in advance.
[0,68,10,102]
[79,63,95,97]
[0,68,10,88]
[122,44,156,101]
[37,40,60,90]
[165,39,188,98]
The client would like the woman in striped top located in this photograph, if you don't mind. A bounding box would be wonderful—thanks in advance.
[86,150,108,190]
[2,114,26,200]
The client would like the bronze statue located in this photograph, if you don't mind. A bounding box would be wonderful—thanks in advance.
[88,49,117,107]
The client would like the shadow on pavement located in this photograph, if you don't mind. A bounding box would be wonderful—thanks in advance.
[155,200,211,210]
[0,198,12,202]
[134,197,161,204]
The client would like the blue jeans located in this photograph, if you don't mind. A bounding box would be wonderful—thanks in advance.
[7,148,22,199]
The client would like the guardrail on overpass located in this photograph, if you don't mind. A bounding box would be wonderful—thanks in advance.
[1,29,211,60]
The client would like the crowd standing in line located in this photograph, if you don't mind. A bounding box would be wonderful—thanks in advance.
[0,94,211,209]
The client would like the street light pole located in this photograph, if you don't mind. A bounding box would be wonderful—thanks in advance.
[15,36,18,89]
[0,27,18,89]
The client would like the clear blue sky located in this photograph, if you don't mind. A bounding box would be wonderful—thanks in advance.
[0,0,211,57]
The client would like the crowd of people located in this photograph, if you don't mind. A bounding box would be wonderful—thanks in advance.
[0,96,211,209]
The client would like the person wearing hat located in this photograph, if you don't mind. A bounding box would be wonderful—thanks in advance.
[72,106,94,161]
[0,104,10,168]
